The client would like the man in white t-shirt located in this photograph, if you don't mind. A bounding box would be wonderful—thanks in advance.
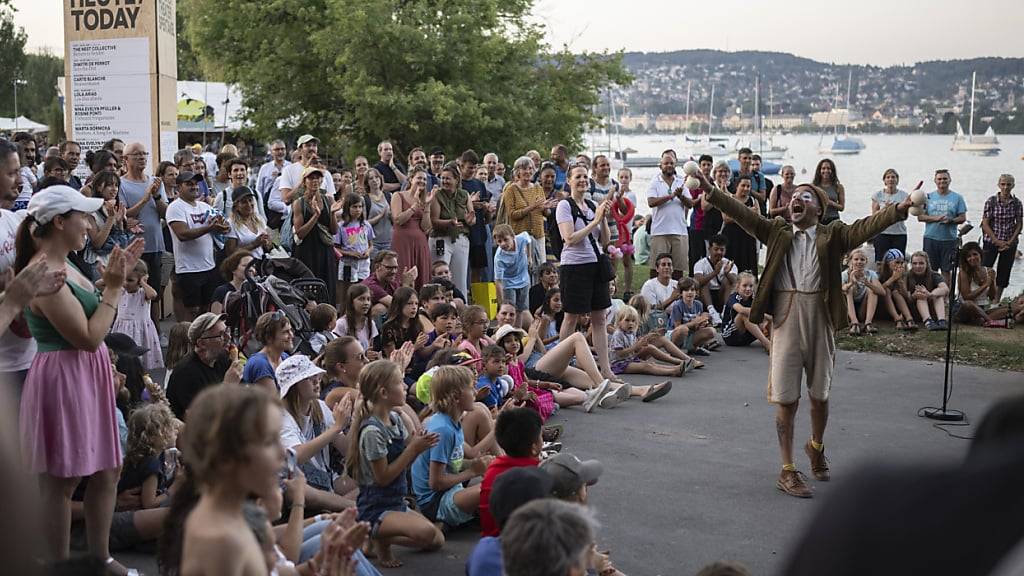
[641,253,680,311]
[0,139,35,386]
[645,150,694,280]
[279,134,336,205]
[167,171,230,320]
[693,233,737,311]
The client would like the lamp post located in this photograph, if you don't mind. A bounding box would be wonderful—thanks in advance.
[13,79,28,131]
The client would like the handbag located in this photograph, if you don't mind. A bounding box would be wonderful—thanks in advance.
[568,198,615,282]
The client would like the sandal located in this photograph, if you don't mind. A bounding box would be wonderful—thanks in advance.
[895,319,908,331]
[864,322,877,334]
[642,380,672,403]
[691,360,705,369]
[906,320,918,331]
[848,323,862,336]
[542,424,564,443]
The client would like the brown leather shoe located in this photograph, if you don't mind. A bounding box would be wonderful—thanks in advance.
[805,441,831,482]
[776,470,813,498]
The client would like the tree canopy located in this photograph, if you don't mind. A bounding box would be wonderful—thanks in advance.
[183,0,629,162]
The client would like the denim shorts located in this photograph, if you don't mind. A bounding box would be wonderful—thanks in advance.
[502,285,529,311]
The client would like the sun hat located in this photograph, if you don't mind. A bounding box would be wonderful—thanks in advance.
[296,134,320,147]
[276,354,326,398]
[492,324,526,346]
[27,185,103,225]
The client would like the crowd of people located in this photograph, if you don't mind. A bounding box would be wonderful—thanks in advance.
[0,129,1021,575]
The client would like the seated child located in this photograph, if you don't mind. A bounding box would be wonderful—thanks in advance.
[475,345,516,410]
[841,247,885,335]
[629,294,702,369]
[692,233,736,313]
[411,366,496,530]
[905,251,950,331]
[308,303,339,355]
[956,241,1011,327]
[528,262,560,314]
[721,272,772,352]
[607,306,681,397]
[348,359,444,567]
[478,408,543,537]
[879,249,916,330]
[119,403,179,509]
[466,467,554,576]
[668,277,717,355]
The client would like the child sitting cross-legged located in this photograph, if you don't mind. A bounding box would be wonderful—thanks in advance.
[348,359,445,568]
[475,344,517,411]
[411,366,496,531]
[668,277,718,356]
[629,294,702,370]
[119,403,181,509]
[721,272,772,353]
[608,306,682,396]
[478,408,544,538]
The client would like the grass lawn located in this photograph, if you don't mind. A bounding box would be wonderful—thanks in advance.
[614,260,1023,372]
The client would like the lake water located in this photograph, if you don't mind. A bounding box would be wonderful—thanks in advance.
[595,133,1024,297]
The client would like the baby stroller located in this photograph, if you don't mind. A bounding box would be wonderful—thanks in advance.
[224,256,329,357]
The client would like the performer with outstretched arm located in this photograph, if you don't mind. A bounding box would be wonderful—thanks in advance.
[692,169,912,498]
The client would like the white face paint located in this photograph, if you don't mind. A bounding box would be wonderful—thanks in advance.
[797,190,815,202]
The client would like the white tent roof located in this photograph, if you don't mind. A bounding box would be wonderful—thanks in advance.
[0,116,49,132]
[177,81,245,132]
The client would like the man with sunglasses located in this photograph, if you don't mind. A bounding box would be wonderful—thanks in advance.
[695,169,913,499]
[166,312,242,418]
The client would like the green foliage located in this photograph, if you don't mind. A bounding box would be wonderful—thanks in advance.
[184,0,629,162]
[0,0,27,118]
[176,5,208,81]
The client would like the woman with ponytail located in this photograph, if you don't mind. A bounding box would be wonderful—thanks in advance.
[16,186,144,573]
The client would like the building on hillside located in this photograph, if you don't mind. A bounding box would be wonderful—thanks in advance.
[762,115,809,130]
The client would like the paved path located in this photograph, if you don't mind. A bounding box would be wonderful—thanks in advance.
[122,347,1022,575]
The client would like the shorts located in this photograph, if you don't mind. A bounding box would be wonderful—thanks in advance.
[469,243,489,269]
[923,237,956,273]
[649,234,689,274]
[723,330,756,347]
[175,268,220,308]
[502,285,529,311]
[767,292,835,404]
[872,234,907,263]
[421,484,474,528]
[141,252,164,291]
[559,262,611,314]
[71,511,143,552]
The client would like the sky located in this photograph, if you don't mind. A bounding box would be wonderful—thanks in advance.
[13,0,1024,66]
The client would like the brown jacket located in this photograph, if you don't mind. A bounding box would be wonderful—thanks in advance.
[703,184,905,330]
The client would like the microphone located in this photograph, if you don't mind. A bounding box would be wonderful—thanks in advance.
[958,221,974,237]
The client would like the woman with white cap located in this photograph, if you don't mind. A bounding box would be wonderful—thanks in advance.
[276,354,354,513]
[13,185,144,573]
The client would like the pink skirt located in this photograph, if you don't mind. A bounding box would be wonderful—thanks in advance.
[20,344,122,477]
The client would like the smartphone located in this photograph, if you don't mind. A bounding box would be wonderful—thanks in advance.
[435,239,445,257]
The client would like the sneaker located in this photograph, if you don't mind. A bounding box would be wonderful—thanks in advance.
[705,340,721,351]
[938,319,948,330]
[618,382,632,398]
[598,384,630,409]
[692,347,711,356]
[776,470,813,498]
[542,441,562,453]
[583,379,611,413]
[804,441,830,482]
[708,305,723,327]
[925,319,939,331]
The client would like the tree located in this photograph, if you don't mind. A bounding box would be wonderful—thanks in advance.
[176,4,208,81]
[184,0,629,162]
[0,0,27,118]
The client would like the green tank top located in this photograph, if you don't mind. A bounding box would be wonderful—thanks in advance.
[24,265,101,353]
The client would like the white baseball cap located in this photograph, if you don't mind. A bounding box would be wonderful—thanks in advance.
[27,186,103,225]
[276,354,326,398]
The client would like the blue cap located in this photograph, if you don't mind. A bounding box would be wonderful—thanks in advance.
[883,248,904,263]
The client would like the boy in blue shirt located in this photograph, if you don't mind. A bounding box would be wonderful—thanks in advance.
[475,345,514,409]
[411,365,493,528]
[492,224,533,327]
[918,169,967,285]
[668,277,717,355]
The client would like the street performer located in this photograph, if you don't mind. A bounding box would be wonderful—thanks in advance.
[692,169,912,498]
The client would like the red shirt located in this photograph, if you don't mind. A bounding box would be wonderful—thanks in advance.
[478,455,540,537]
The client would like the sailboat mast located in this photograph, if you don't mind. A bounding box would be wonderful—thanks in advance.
[844,69,853,136]
[968,71,976,141]
[754,75,761,152]
[834,83,840,138]
[708,84,715,141]
[684,80,691,137]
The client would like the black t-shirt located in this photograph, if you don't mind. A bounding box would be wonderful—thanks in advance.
[529,283,551,314]
[373,161,403,185]
[166,351,231,419]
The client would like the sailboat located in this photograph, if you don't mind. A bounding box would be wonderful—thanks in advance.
[688,84,730,157]
[951,72,1000,156]
[734,78,788,160]
[819,71,866,155]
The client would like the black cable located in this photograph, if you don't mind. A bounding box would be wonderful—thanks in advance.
[916,315,971,440]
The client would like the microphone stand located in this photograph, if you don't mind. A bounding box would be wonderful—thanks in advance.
[923,222,972,422]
